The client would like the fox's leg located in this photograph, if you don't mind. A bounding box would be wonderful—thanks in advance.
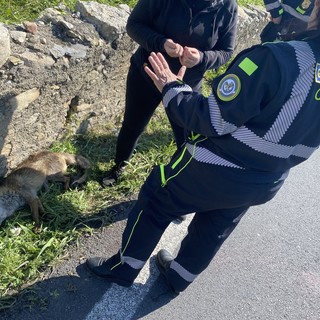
[47,173,70,190]
[74,155,90,185]
[29,197,43,227]
[71,172,88,186]
[62,154,90,186]
[24,195,41,228]
[19,189,43,230]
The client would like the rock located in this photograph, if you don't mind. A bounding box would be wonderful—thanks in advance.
[7,88,40,111]
[119,4,131,14]
[236,5,268,54]
[18,50,55,68]
[76,1,129,43]
[8,56,24,66]
[0,24,11,68]
[10,31,27,44]
[49,43,89,59]
[23,21,38,34]
[1,142,13,157]
[37,7,66,25]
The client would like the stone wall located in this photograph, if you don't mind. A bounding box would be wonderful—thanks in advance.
[0,1,268,176]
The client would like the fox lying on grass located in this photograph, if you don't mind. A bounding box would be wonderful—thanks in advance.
[0,151,90,230]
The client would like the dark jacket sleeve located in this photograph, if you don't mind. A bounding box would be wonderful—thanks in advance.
[126,0,167,52]
[196,1,238,72]
[162,46,282,138]
[263,0,283,18]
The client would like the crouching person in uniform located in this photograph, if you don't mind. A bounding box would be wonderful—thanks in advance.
[260,0,315,42]
[85,0,320,295]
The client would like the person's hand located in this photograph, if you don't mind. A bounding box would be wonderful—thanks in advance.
[179,46,201,68]
[271,16,282,24]
[308,0,320,30]
[164,39,184,58]
[144,52,186,92]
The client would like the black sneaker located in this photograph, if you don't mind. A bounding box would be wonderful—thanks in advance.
[102,165,124,187]
[156,249,180,296]
[86,256,133,287]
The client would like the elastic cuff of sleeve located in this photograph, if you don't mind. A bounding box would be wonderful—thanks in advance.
[162,80,192,108]
[159,38,167,52]
[191,51,205,70]
[163,79,186,93]
[270,8,283,18]
[198,51,204,65]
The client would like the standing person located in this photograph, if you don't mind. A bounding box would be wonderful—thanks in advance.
[102,0,238,186]
[260,0,314,42]
[86,0,320,295]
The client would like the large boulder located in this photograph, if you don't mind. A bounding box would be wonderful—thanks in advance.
[76,1,130,42]
[236,5,269,54]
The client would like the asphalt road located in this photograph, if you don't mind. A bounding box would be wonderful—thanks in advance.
[3,150,320,320]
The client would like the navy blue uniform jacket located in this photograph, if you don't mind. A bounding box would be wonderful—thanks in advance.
[162,32,320,173]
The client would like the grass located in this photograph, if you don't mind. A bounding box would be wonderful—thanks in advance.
[0,0,136,24]
[0,108,176,309]
[0,0,264,311]
[0,0,264,24]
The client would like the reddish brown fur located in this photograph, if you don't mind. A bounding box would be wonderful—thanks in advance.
[0,151,90,230]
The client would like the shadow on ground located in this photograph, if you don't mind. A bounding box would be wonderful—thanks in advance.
[1,255,177,320]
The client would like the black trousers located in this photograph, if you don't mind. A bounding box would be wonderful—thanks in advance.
[114,63,187,166]
[106,145,287,291]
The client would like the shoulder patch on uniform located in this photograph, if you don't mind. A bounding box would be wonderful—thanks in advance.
[301,0,312,9]
[238,57,258,76]
[315,63,320,84]
[217,74,241,102]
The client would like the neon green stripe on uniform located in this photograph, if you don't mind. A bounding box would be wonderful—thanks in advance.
[112,209,143,268]
[279,8,284,14]
[190,131,201,141]
[110,209,144,270]
[238,57,258,76]
[172,146,187,169]
[160,164,166,186]
[296,6,306,14]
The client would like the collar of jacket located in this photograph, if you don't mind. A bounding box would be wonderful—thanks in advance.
[183,0,224,12]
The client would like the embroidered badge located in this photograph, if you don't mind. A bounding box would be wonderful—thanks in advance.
[315,63,320,84]
[301,0,311,10]
[217,74,241,101]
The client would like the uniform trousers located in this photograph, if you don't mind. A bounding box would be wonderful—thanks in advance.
[106,145,287,292]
